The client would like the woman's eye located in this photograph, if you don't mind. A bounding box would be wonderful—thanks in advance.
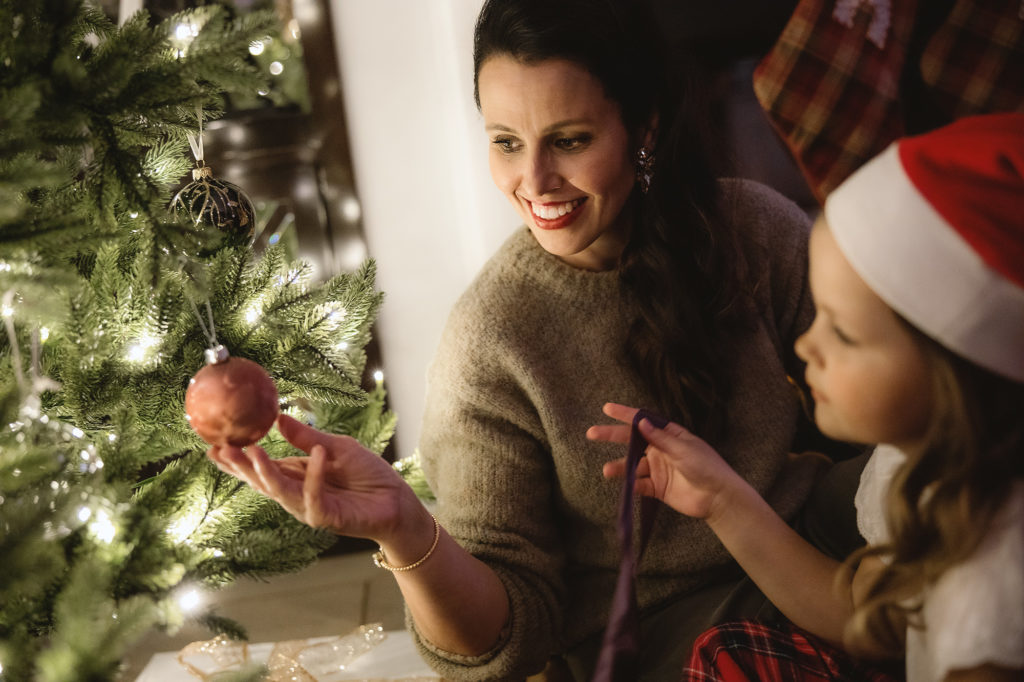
[554,135,590,151]
[492,137,520,153]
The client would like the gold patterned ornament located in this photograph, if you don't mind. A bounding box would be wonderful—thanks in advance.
[170,164,256,256]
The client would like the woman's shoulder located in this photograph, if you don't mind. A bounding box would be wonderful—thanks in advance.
[715,177,813,247]
[715,177,815,327]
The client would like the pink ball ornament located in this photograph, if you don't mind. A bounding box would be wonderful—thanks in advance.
[184,355,279,447]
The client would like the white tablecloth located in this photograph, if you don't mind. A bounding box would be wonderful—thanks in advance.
[135,630,440,681]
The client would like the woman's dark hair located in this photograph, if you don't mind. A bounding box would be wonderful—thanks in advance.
[473,0,744,437]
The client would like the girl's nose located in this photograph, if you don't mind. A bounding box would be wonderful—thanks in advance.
[794,321,819,366]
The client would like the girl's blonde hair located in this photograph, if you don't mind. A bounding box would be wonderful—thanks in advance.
[840,322,1024,659]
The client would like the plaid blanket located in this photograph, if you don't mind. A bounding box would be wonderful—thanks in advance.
[754,0,1024,203]
[683,620,903,682]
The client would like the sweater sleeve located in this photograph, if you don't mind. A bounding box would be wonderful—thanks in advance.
[720,179,858,459]
[721,178,815,377]
[409,286,567,680]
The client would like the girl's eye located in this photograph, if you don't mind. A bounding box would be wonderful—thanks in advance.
[832,324,856,345]
[492,137,520,153]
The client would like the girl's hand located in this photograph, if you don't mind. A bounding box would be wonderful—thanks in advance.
[587,402,744,522]
[207,413,418,545]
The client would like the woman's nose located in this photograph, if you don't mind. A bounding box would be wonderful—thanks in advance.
[520,149,562,197]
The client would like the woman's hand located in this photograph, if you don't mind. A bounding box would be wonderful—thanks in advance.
[587,402,745,522]
[207,413,417,545]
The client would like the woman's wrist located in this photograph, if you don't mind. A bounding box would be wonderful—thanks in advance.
[373,514,440,571]
[375,497,439,569]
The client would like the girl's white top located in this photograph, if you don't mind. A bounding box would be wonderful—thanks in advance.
[856,444,1024,681]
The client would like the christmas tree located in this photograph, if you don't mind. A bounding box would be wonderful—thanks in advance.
[0,1,403,678]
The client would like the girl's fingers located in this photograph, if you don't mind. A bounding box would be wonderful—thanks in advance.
[633,478,657,498]
[587,423,632,444]
[602,456,651,479]
[603,458,626,479]
[638,418,695,454]
[602,402,640,423]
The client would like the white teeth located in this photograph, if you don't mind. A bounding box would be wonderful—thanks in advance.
[532,198,582,220]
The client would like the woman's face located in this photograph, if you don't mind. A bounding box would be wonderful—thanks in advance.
[477,55,638,271]
[795,220,934,452]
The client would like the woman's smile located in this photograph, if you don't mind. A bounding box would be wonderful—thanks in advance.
[528,197,587,228]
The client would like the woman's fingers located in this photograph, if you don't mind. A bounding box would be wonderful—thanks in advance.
[249,446,308,518]
[276,413,338,455]
[210,445,259,486]
[303,444,330,529]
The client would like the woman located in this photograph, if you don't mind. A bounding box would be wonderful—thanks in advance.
[209,0,859,679]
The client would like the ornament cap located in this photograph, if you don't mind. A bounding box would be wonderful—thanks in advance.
[192,165,213,181]
[204,344,229,365]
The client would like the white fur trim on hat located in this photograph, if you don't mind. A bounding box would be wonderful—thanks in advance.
[825,143,1024,382]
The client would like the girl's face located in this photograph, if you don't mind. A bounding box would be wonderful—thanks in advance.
[477,55,638,272]
[795,220,934,452]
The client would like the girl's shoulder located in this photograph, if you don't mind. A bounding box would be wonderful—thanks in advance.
[913,481,1024,678]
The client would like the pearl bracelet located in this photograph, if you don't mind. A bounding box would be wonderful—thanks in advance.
[372,515,440,572]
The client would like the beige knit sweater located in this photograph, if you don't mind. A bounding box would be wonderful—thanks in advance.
[412,179,822,680]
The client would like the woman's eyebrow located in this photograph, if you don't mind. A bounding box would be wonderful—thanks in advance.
[485,119,591,135]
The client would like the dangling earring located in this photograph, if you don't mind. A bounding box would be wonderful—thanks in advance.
[635,147,655,194]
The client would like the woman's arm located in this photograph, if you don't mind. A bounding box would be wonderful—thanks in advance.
[209,413,510,656]
[591,402,856,644]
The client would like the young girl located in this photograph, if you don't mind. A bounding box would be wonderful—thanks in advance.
[589,112,1024,681]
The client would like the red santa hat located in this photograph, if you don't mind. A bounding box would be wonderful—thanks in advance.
[824,112,1024,382]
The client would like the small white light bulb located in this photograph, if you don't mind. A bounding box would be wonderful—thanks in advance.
[177,588,203,613]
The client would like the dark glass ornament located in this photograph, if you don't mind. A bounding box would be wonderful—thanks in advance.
[171,165,256,255]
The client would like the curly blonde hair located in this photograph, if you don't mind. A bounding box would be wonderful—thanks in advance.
[840,324,1024,659]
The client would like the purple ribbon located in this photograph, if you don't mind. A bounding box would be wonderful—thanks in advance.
[592,409,668,682]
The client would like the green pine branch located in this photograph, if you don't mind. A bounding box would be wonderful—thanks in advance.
[0,1,399,677]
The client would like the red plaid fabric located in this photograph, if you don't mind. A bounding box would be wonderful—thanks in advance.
[753,1,1024,203]
[753,0,918,202]
[920,0,1024,119]
[683,620,904,682]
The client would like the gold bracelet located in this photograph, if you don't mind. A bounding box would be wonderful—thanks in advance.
[372,514,440,572]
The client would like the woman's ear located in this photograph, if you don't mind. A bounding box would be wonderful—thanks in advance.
[641,113,659,149]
